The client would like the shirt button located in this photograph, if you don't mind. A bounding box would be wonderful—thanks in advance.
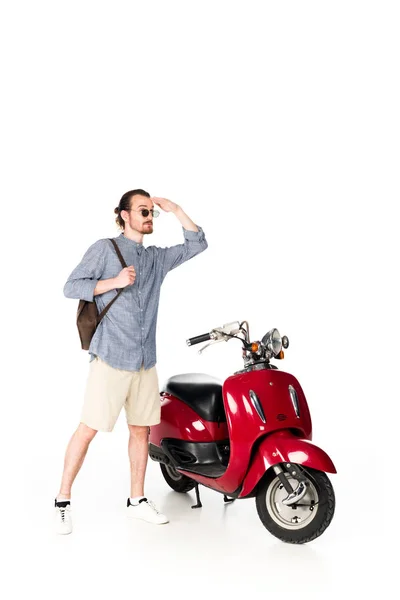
[139,291,141,294]
[141,309,143,312]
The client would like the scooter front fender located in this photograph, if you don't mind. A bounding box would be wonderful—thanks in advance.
[239,430,336,498]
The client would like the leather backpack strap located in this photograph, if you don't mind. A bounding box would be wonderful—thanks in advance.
[109,238,128,268]
[97,288,123,322]
[96,239,128,322]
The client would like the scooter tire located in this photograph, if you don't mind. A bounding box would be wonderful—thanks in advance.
[160,463,196,493]
[255,466,335,544]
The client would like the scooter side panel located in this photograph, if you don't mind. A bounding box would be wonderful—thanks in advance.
[175,370,315,495]
[224,369,313,440]
[149,394,229,446]
[239,430,337,498]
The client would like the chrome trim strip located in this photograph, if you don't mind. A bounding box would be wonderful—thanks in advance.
[249,390,266,423]
[288,385,300,418]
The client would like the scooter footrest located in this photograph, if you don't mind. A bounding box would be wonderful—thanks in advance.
[179,463,227,478]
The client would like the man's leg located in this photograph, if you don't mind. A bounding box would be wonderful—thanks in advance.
[54,423,97,534]
[127,424,149,498]
[125,366,168,523]
[57,423,98,499]
[126,423,168,524]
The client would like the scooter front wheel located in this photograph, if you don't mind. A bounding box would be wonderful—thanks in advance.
[160,463,196,493]
[255,466,335,544]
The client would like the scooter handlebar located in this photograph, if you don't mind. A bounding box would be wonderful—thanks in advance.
[186,333,212,346]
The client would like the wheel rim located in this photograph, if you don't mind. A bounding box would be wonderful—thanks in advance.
[165,464,182,481]
[265,474,319,530]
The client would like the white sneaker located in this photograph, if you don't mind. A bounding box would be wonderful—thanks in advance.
[127,497,169,524]
[55,499,72,534]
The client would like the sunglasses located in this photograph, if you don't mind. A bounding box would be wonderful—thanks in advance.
[130,208,160,218]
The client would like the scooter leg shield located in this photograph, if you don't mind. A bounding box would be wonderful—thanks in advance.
[239,431,337,498]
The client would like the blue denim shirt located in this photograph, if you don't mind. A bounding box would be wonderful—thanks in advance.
[64,227,208,371]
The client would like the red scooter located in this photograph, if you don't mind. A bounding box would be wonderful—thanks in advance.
[149,321,336,544]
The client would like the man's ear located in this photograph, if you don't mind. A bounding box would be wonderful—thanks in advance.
[120,209,128,224]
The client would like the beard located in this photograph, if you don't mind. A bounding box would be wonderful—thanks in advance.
[142,222,153,234]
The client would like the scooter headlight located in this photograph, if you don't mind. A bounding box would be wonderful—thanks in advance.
[261,328,282,355]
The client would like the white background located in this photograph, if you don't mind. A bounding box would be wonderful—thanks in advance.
[1,1,398,598]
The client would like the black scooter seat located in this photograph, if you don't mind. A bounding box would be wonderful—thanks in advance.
[161,373,226,423]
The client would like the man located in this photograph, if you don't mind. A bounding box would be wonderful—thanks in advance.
[55,189,208,534]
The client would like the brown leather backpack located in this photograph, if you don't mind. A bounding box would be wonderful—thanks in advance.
[77,239,127,350]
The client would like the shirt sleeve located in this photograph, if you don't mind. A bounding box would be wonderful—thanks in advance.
[63,239,106,301]
[160,226,208,280]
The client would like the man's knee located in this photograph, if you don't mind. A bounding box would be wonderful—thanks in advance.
[128,424,150,438]
[77,422,98,442]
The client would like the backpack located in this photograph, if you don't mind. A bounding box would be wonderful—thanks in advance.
[76,238,127,350]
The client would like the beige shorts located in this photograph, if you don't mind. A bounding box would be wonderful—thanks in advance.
[80,356,161,432]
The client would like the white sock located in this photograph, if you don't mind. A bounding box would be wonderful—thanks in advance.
[130,496,146,505]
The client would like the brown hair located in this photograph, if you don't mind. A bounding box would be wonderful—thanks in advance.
[114,189,151,230]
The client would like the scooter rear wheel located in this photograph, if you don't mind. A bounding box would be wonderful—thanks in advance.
[160,463,196,493]
[255,466,335,544]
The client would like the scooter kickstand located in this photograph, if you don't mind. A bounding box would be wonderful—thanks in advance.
[191,483,202,509]
[223,495,235,504]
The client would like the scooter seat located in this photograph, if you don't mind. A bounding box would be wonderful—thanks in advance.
[162,373,226,423]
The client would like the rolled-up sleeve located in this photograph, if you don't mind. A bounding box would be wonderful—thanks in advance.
[160,226,208,279]
[63,239,106,301]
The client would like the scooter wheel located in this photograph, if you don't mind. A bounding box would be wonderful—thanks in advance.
[160,463,196,493]
[255,466,335,544]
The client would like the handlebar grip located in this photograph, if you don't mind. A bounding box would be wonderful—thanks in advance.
[186,333,212,346]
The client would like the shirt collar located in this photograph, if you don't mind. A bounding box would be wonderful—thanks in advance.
[118,233,143,247]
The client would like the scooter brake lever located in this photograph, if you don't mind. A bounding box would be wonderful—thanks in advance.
[198,338,226,354]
